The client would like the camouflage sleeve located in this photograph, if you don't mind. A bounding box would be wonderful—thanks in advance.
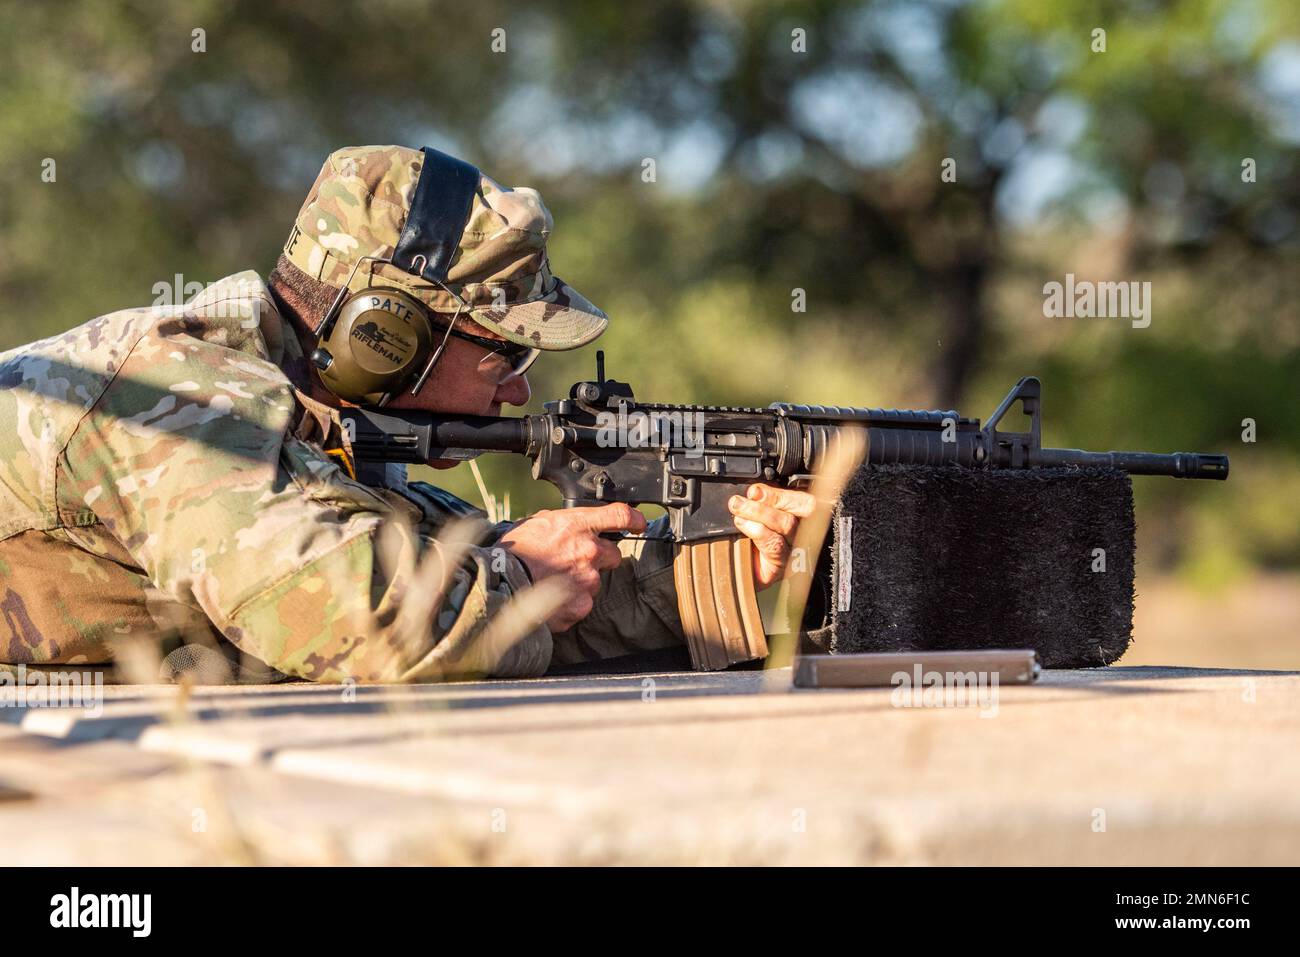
[59,323,550,682]
[545,515,686,667]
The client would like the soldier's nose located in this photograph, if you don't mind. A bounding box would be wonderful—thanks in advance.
[496,374,530,408]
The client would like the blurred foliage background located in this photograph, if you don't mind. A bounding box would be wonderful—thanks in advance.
[1,0,1296,649]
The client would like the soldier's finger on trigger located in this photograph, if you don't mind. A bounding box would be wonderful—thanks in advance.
[729,495,797,538]
[584,502,646,534]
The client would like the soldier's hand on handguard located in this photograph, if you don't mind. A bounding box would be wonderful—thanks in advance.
[498,503,647,632]
[728,484,818,590]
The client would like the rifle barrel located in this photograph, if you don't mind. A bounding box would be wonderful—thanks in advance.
[343,408,528,463]
[1027,448,1230,478]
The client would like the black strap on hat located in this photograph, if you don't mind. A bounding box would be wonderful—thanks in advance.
[391,147,480,285]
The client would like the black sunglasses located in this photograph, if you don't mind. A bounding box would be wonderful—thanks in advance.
[430,319,541,383]
[432,322,531,358]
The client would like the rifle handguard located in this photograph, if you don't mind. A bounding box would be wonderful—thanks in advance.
[672,536,768,670]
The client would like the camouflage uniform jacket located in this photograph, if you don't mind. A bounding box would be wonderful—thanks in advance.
[0,272,684,682]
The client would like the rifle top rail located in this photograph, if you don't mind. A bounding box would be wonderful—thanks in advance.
[339,359,1229,485]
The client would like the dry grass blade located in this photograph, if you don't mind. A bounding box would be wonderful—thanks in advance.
[380,515,487,681]
[113,633,266,864]
[766,425,866,669]
[111,634,166,687]
[342,504,568,683]
[419,576,571,682]
[468,458,497,522]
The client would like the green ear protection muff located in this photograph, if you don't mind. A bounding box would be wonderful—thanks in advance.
[309,147,481,407]
[311,283,444,407]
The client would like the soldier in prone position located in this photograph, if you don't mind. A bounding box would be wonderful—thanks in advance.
[0,145,813,682]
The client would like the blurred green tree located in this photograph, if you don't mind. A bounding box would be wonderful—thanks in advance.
[1,0,1295,572]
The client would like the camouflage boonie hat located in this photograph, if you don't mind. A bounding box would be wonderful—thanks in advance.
[282,145,607,351]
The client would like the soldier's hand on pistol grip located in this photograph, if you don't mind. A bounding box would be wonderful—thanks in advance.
[497,503,647,632]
